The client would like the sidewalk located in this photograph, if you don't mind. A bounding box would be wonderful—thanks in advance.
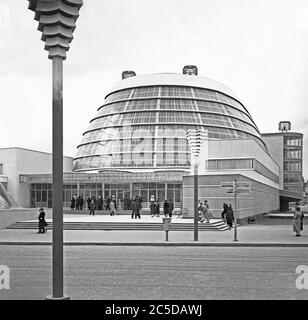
[0,223,307,246]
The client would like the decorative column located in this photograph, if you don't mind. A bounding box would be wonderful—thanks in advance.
[186,129,206,241]
[28,0,83,300]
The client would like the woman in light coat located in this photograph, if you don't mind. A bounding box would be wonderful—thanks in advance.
[293,207,303,237]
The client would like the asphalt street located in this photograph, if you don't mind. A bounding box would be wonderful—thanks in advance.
[0,245,308,300]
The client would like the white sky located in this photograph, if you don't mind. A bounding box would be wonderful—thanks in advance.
[0,0,308,178]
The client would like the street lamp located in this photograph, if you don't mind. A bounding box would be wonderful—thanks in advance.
[186,129,206,241]
[28,0,83,300]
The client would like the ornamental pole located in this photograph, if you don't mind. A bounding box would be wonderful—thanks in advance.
[186,129,206,241]
[28,0,83,299]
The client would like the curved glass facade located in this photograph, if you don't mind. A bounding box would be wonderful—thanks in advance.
[74,82,267,171]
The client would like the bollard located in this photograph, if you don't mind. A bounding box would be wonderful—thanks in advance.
[162,217,172,241]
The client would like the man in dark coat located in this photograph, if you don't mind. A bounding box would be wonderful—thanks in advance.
[135,196,141,219]
[87,197,91,210]
[226,204,234,230]
[168,199,174,217]
[70,196,76,210]
[155,201,160,217]
[97,196,103,210]
[163,200,169,217]
[131,199,138,219]
[79,195,84,210]
[38,208,47,233]
[221,203,228,220]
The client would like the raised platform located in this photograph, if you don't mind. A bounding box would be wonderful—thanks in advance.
[7,214,229,231]
[265,213,295,219]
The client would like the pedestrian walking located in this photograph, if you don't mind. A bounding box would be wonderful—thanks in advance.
[97,196,103,211]
[301,211,305,232]
[131,199,138,219]
[110,199,116,216]
[76,196,80,210]
[155,201,160,217]
[221,202,228,220]
[203,200,213,223]
[136,196,141,219]
[198,200,205,223]
[87,197,91,210]
[79,195,84,210]
[293,207,303,237]
[163,200,169,217]
[150,201,156,217]
[38,207,47,233]
[89,200,95,215]
[226,204,234,230]
[168,198,174,218]
[70,196,76,210]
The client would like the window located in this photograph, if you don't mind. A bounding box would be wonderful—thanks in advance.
[160,86,193,97]
[0,163,3,175]
[283,161,302,172]
[284,149,302,159]
[284,136,302,146]
[131,87,159,98]
[105,89,133,102]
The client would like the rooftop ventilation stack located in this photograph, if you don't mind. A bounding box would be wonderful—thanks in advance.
[122,71,136,79]
[183,65,198,75]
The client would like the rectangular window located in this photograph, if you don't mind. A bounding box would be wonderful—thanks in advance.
[0,163,3,175]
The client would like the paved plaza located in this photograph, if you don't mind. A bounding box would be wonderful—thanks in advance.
[0,213,306,246]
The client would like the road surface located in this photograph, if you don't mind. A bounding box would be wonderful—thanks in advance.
[0,245,308,300]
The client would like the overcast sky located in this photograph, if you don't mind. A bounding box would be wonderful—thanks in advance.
[0,0,308,178]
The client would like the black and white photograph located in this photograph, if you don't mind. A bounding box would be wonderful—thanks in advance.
[0,0,308,311]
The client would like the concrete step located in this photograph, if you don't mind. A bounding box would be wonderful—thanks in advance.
[7,220,229,231]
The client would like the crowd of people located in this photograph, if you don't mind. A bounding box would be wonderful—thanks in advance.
[69,194,147,217]
[37,200,305,236]
[148,199,174,218]
[196,200,235,230]
[70,195,122,216]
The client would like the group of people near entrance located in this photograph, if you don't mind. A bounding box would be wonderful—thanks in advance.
[70,195,121,216]
[148,199,174,218]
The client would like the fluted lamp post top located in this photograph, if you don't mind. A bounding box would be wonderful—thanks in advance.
[186,129,207,158]
[28,0,83,60]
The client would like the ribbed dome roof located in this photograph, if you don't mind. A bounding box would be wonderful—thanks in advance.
[73,72,266,172]
[108,73,240,101]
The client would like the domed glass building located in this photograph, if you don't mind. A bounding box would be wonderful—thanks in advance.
[73,66,266,172]
[4,66,301,217]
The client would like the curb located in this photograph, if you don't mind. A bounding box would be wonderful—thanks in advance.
[1,241,308,247]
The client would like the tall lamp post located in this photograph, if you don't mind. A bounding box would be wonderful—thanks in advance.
[28,0,83,300]
[186,129,205,241]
